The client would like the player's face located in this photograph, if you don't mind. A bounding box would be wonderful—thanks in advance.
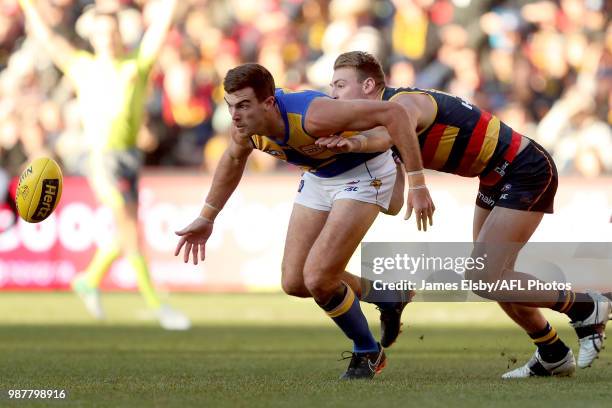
[91,15,123,57]
[225,87,270,136]
[330,67,367,100]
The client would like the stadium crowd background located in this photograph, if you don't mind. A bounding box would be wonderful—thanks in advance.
[0,0,610,180]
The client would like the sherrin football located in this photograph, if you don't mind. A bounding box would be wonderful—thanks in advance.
[15,157,63,223]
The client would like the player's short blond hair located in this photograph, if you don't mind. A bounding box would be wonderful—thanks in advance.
[334,51,386,89]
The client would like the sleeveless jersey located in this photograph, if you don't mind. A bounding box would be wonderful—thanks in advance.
[382,87,522,184]
[249,89,383,177]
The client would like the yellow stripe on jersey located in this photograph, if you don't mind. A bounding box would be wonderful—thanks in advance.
[286,113,336,159]
[468,116,501,176]
[250,135,288,161]
[428,126,459,170]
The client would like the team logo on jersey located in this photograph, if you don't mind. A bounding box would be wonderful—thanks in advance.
[494,161,510,177]
[370,179,382,190]
[299,144,326,155]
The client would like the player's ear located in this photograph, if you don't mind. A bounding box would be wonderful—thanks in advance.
[262,95,276,110]
[362,77,376,95]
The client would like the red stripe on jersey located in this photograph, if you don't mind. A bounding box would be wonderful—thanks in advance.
[421,124,447,167]
[480,130,522,186]
[456,111,492,175]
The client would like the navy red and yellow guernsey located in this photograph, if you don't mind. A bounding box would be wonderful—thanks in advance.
[382,87,522,186]
[249,88,383,177]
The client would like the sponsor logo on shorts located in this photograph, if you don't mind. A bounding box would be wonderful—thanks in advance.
[477,191,495,206]
[297,179,305,192]
[501,183,512,193]
[346,180,360,185]
[370,179,382,190]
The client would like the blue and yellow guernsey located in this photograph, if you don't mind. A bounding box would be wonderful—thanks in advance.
[249,89,383,177]
[382,87,522,186]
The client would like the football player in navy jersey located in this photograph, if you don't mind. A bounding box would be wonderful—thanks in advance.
[315,51,611,378]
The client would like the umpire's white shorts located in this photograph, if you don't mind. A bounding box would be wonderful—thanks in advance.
[294,150,397,212]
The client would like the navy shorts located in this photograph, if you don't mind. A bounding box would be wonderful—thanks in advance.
[476,139,558,213]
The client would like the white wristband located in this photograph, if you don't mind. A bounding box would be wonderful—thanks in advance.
[204,202,220,213]
[406,170,424,176]
[197,215,214,224]
[408,185,428,190]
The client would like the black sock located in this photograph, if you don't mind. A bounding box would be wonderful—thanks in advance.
[530,323,570,363]
[565,293,595,322]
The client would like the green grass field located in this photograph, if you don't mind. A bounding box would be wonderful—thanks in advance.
[1,293,611,407]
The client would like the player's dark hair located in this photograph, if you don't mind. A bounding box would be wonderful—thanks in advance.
[224,63,276,102]
[334,51,386,89]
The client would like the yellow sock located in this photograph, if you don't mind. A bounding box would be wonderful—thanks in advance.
[128,254,161,309]
[85,246,121,288]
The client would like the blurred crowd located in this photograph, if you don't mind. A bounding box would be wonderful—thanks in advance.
[0,0,610,178]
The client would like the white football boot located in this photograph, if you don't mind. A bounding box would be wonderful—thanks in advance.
[570,292,612,368]
[157,305,191,331]
[502,349,575,379]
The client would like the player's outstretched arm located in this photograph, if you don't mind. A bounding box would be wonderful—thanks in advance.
[138,0,179,65]
[305,97,435,231]
[18,0,77,73]
[174,127,253,264]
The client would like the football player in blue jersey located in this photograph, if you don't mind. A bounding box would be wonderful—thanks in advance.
[315,51,611,378]
[174,63,435,379]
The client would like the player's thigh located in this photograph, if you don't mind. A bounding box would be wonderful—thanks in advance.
[281,203,329,289]
[304,199,379,286]
[472,207,544,280]
[473,205,491,242]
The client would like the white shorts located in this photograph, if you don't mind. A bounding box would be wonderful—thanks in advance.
[295,150,397,212]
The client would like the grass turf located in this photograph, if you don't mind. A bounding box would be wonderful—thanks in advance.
[0,293,611,407]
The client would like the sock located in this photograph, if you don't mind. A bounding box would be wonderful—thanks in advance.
[84,246,121,287]
[529,322,570,363]
[320,282,379,353]
[360,277,410,310]
[552,290,594,321]
[128,253,161,309]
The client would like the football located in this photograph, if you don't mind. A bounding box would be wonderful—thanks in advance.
[15,157,63,223]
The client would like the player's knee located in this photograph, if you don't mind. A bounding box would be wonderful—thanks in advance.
[281,275,310,298]
[303,270,337,301]
[280,263,311,298]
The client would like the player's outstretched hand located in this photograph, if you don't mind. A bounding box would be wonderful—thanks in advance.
[404,187,435,231]
[315,135,360,153]
[174,216,214,265]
